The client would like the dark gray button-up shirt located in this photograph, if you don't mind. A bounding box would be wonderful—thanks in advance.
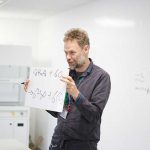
[47,59,111,146]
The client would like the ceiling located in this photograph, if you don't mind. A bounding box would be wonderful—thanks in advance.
[0,0,96,20]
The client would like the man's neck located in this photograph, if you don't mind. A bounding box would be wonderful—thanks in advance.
[75,58,90,73]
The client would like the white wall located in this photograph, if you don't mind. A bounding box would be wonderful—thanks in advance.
[0,18,40,61]
[36,0,150,150]
[0,18,40,143]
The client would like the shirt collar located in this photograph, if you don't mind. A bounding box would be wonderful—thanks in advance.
[69,58,93,78]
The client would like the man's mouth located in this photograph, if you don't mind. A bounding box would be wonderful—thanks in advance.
[68,61,73,64]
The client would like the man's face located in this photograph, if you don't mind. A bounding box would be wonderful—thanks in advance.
[64,40,88,70]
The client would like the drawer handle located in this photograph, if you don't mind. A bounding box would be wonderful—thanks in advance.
[17,123,24,127]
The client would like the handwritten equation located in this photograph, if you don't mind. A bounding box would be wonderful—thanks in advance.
[134,86,150,95]
[28,88,63,103]
[134,70,150,95]
[25,67,68,112]
[32,68,63,78]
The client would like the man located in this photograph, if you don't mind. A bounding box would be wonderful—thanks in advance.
[24,28,111,150]
[47,28,111,150]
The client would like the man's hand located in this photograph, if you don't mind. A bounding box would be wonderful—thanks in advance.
[60,76,79,100]
[23,80,30,92]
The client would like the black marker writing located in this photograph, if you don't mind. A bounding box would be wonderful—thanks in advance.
[28,88,63,102]
[33,69,47,77]
[28,88,47,100]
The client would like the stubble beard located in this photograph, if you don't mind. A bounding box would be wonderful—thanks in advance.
[69,55,85,70]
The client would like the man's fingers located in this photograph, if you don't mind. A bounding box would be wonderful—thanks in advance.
[60,77,71,84]
[61,76,73,82]
[60,76,75,86]
[24,80,30,92]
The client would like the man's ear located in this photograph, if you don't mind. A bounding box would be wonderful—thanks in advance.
[84,45,90,53]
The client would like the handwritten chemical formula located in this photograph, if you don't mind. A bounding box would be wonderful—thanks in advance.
[134,70,150,95]
[32,68,63,78]
[28,88,63,103]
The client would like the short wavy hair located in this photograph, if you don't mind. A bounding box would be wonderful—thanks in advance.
[63,28,90,48]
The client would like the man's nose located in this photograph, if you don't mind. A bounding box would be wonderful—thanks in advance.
[66,54,71,60]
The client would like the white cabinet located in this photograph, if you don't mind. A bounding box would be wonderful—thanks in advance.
[0,119,14,138]
[0,46,31,147]
[0,106,29,146]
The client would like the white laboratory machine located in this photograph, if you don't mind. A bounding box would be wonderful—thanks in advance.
[0,65,30,146]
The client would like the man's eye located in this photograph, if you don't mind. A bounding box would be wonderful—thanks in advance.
[70,52,75,55]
